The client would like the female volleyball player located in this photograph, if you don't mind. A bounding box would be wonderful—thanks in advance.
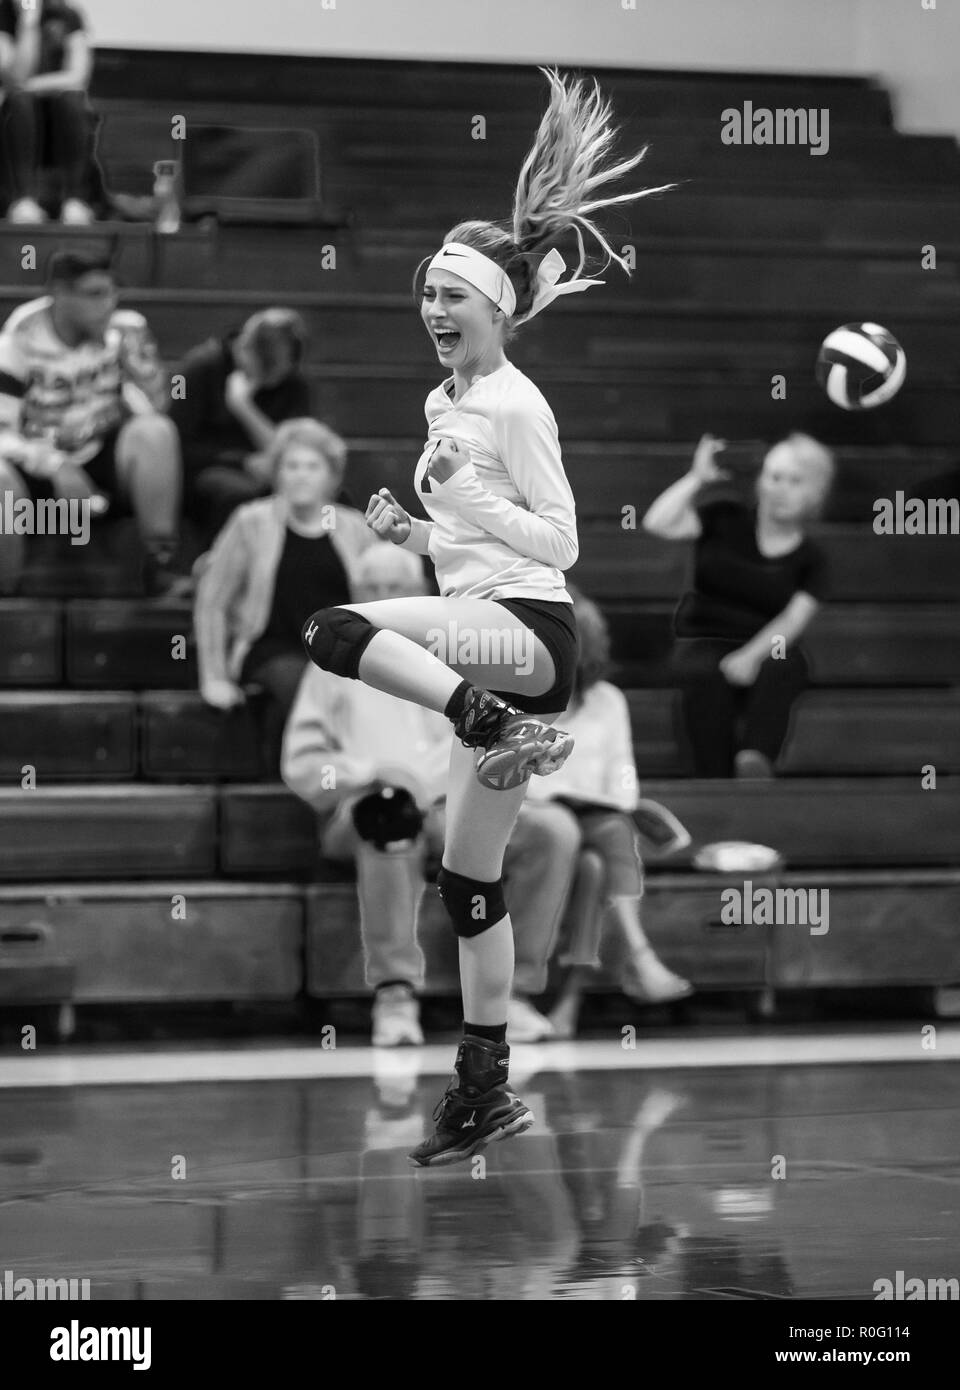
[301,68,672,1167]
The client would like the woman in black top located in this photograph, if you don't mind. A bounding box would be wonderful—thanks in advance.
[643,432,834,777]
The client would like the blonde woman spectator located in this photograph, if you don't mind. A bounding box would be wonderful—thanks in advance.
[194,418,378,768]
[644,432,834,778]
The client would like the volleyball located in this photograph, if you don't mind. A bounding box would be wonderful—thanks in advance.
[815,322,907,411]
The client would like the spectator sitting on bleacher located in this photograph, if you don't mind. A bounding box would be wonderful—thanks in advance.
[171,308,311,545]
[644,432,833,778]
[282,542,581,1046]
[0,0,95,224]
[194,417,377,771]
[519,587,692,1040]
[0,248,185,596]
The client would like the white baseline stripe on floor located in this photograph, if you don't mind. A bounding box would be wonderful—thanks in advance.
[1,1029,957,1089]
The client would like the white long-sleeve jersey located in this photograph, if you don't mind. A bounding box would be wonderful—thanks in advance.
[404,361,578,602]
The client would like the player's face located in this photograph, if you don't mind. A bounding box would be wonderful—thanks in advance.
[421,270,501,372]
[277,444,335,507]
[757,445,814,524]
[57,273,118,339]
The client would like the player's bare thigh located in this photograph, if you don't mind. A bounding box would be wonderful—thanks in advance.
[340,596,557,699]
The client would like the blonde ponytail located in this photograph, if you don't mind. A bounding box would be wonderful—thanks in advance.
[512,67,674,274]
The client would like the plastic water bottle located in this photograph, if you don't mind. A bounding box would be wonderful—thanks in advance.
[153,160,181,234]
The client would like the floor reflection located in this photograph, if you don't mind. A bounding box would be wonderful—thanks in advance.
[0,1056,957,1299]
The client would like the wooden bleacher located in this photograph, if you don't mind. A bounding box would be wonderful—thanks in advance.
[0,53,958,1027]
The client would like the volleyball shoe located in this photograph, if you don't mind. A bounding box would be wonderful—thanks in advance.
[453,687,573,791]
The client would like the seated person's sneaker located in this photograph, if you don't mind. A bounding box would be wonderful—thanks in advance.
[621,949,694,1004]
[142,544,192,600]
[453,687,574,792]
[734,749,774,779]
[371,984,424,1047]
[506,995,555,1043]
[60,199,96,225]
[7,197,47,224]
[408,1035,534,1167]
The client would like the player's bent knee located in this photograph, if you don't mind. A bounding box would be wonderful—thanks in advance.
[437,866,507,938]
[301,606,378,679]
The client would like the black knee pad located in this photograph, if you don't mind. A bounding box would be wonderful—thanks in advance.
[436,866,507,939]
[302,607,377,679]
[351,785,425,850]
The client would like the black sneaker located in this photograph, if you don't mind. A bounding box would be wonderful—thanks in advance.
[142,546,193,601]
[408,1035,534,1167]
[453,687,574,792]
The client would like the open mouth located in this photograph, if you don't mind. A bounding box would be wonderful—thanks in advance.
[434,330,461,353]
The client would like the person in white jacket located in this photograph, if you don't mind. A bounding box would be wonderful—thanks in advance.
[524,589,693,1039]
[299,69,673,1167]
[282,544,581,1046]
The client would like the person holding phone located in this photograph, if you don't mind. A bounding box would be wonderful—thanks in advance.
[643,432,834,777]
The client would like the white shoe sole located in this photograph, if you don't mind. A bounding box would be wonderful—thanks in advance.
[476,727,574,792]
[372,1028,424,1047]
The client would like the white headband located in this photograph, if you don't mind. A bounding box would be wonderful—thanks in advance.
[426,242,605,323]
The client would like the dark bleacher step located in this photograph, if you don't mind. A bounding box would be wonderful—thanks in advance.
[343,440,960,527]
[0,600,61,687]
[304,868,960,996]
[18,520,146,600]
[315,164,960,228]
[777,691,960,775]
[66,602,196,689]
[625,688,960,777]
[0,222,217,295]
[762,871,960,987]
[221,777,960,877]
[0,786,217,880]
[210,192,960,285]
[0,693,136,780]
[0,881,302,1001]
[140,692,264,780]
[92,52,896,126]
[304,879,767,995]
[642,777,959,868]
[137,220,960,304]
[305,366,960,446]
[574,526,960,602]
[1,686,951,784]
[634,870,960,990]
[83,287,960,376]
[94,96,952,187]
[220,785,318,875]
[605,604,960,686]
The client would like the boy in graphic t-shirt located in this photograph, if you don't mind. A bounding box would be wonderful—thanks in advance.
[0,249,184,595]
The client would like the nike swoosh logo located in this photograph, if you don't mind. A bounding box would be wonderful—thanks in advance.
[440,249,468,257]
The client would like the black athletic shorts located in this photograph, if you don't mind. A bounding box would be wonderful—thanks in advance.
[22,429,130,514]
[491,595,580,715]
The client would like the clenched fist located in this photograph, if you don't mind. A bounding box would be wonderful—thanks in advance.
[365,488,412,544]
[426,436,469,484]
